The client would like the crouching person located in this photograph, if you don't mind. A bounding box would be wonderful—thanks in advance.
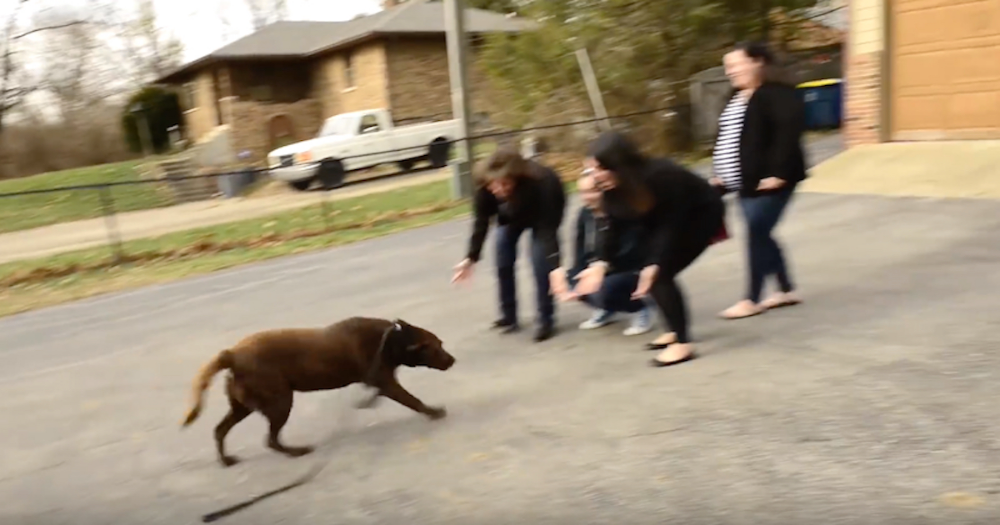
[550,173,652,336]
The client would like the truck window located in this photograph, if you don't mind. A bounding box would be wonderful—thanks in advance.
[319,115,352,137]
[358,114,381,135]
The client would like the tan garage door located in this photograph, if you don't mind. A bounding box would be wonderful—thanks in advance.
[890,0,1000,140]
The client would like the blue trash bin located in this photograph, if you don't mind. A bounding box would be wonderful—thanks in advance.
[797,78,843,130]
[218,169,258,198]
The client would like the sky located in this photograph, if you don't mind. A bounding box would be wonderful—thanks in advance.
[155,0,384,62]
[3,0,384,63]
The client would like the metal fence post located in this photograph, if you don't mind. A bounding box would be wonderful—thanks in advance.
[97,185,125,264]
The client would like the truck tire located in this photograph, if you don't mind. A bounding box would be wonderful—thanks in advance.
[318,159,346,190]
[289,178,313,192]
[429,139,452,169]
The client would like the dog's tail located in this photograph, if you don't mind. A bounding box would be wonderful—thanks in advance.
[181,349,234,428]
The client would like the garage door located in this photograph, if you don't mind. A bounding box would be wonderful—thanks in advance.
[890,0,1000,140]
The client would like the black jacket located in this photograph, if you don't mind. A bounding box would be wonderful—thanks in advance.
[601,158,722,268]
[569,206,645,280]
[734,81,808,198]
[466,161,566,267]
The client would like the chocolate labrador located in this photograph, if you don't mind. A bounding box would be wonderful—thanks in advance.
[180,317,456,467]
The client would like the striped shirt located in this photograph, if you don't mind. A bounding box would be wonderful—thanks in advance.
[712,93,749,192]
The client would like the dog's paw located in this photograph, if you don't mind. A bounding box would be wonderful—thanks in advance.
[287,446,315,458]
[220,455,241,468]
[425,406,447,420]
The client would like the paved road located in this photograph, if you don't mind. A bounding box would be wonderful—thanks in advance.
[2,168,999,524]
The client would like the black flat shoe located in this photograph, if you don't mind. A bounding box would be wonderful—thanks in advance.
[645,342,671,350]
[491,319,519,333]
[533,324,555,342]
[648,353,696,368]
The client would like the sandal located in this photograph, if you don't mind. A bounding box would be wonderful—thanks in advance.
[718,300,765,320]
[760,293,802,310]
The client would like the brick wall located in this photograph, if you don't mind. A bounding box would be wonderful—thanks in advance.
[385,38,452,123]
[844,0,885,147]
[227,99,324,164]
[311,42,390,119]
[182,70,221,143]
[384,36,502,127]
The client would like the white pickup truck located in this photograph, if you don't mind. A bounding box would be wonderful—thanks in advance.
[267,108,459,191]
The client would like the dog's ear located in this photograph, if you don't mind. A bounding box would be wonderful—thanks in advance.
[386,321,424,368]
[388,319,422,358]
[392,319,420,350]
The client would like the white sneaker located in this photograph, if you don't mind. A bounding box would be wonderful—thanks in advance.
[579,309,614,330]
[623,307,652,336]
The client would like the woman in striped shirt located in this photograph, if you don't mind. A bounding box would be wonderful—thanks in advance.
[709,42,808,319]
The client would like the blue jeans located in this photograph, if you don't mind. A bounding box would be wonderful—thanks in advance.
[495,225,555,327]
[740,188,796,303]
[570,272,647,314]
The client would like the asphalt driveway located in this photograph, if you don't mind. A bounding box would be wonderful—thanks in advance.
[1,176,998,524]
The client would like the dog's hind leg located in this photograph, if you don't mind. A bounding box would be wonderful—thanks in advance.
[379,378,447,420]
[215,405,251,467]
[262,394,314,458]
[215,378,252,467]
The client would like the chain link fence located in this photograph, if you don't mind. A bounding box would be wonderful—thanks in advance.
[0,107,680,280]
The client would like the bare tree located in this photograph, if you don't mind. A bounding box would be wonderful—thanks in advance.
[0,0,87,136]
[41,18,108,120]
[114,0,185,86]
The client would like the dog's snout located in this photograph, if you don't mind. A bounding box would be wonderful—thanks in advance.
[441,352,456,370]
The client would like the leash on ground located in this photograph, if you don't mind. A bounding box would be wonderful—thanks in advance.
[200,321,401,523]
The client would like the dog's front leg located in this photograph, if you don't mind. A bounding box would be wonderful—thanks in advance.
[379,379,446,420]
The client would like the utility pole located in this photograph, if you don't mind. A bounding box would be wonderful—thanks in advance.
[575,48,612,132]
[444,0,475,199]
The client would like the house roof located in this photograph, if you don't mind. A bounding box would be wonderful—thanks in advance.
[156,1,532,84]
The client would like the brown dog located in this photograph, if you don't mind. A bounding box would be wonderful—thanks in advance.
[180,317,456,467]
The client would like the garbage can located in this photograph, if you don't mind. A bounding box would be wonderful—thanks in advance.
[797,78,843,130]
[218,169,258,198]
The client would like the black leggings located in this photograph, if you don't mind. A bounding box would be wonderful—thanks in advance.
[649,202,724,344]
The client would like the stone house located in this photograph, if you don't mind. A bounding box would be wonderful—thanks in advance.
[154,0,531,164]
[844,0,1000,147]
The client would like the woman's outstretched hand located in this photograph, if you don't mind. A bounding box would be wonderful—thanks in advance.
[549,267,578,302]
[632,264,660,299]
[573,263,607,296]
[451,258,475,284]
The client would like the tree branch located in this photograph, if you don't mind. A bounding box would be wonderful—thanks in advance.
[13,20,88,41]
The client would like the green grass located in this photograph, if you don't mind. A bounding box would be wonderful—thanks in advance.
[0,159,172,233]
[0,180,468,317]
[0,174,588,318]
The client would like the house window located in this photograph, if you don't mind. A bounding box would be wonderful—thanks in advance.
[344,51,355,89]
[249,85,273,102]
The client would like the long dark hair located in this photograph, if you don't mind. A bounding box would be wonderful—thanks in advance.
[732,41,792,85]
[587,131,655,215]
